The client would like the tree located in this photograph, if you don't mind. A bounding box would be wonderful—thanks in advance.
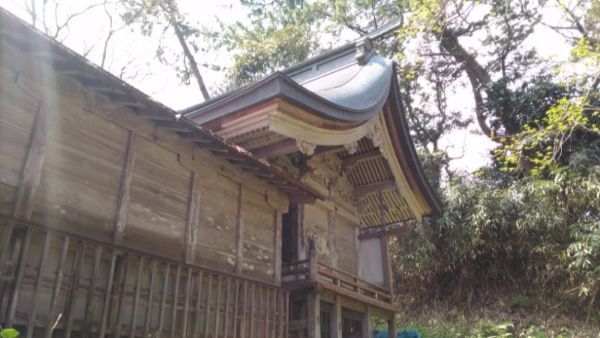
[120,0,211,100]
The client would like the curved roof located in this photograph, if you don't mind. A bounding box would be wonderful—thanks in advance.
[182,37,442,217]
[182,44,393,124]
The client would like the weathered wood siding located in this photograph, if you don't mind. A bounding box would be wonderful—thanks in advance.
[0,48,286,284]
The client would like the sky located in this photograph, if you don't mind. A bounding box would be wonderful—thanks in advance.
[0,0,574,173]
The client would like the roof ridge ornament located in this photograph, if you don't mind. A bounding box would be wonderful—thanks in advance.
[355,37,375,65]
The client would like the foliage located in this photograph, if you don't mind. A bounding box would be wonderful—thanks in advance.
[0,328,19,338]
[393,144,600,321]
[208,0,327,91]
[396,317,580,338]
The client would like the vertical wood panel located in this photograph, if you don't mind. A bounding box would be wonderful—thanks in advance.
[82,245,103,338]
[192,271,204,338]
[99,250,117,338]
[157,263,170,337]
[214,275,223,338]
[113,131,136,243]
[114,253,131,338]
[45,235,70,338]
[223,277,232,338]
[26,231,52,338]
[273,211,281,285]
[65,241,87,338]
[235,184,245,274]
[13,103,46,220]
[182,267,192,338]
[203,274,213,338]
[184,171,201,264]
[130,255,145,338]
[170,265,181,337]
[232,279,240,338]
[143,259,158,337]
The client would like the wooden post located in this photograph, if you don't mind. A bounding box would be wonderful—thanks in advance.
[327,209,337,267]
[307,292,320,338]
[381,236,394,296]
[308,238,318,282]
[331,294,342,338]
[114,131,137,243]
[184,170,201,264]
[361,305,372,338]
[273,210,282,285]
[13,102,47,220]
[387,315,397,338]
[235,184,245,274]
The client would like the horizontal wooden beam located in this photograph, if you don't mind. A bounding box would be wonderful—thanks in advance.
[288,193,316,204]
[154,121,190,132]
[176,132,213,144]
[359,221,413,240]
[353,179,395,199]
[342,149,381,168]
[253,139,297,158]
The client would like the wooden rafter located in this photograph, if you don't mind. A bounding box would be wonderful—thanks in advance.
[353,179,395,199]
[342,149,381,169]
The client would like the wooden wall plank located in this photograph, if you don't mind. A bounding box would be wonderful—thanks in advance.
[113,131,136,243]
[44,235,70,338]
[184,171,201,264]
[143,259,158,337]
[170,265,181,337]
[13,102,46,220]
[235,183,245,275]
[273,211,282,285]
[129,255,145,338]
[98,250,117,338]
[25,231,52,338]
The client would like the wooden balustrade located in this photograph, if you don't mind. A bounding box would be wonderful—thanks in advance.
[0,216,289,338]
[281,243,394,311]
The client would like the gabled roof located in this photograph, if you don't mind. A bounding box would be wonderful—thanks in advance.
[182,29,442,220]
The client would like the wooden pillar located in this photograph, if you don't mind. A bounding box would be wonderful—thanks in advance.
[114,131,137,243]
[307,292,320,338]
[184,170,201,263]
[331,295,342,338]
[327,209,337,267]
[361,305,372,338]
[273,210,282,285]
[235,184,245,274]
[381,236,394,295]
[308,239,318,282]
[387,315,397,338]
[13,102,47,220]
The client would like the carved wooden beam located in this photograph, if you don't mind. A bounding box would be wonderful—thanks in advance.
[353,179,395,199]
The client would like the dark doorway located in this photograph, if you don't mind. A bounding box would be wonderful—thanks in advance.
[342,308,364,338]
[282,203,299,263]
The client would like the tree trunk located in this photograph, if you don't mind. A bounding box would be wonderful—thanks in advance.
[170,20,211,101]
[162,0,211,101]
[440,29,497,139]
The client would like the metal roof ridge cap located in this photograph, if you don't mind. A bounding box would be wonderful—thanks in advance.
[182,72,286,117]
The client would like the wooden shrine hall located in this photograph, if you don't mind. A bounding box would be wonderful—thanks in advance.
[0,8,439,338]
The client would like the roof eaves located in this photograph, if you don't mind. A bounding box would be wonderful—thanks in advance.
[0,8,321,200]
